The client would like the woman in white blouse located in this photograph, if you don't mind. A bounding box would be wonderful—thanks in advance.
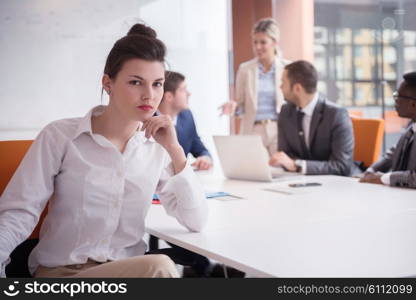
[0,24,207,278]
[221,18,290,156]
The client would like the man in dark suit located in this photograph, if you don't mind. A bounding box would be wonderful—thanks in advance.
[269,60,357,176]
[360,72,416,188]
[158,71,212,170]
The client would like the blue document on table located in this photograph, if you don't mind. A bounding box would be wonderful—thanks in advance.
[205,191,230,198]
[153,192,232,200]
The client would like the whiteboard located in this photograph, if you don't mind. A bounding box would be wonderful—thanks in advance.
[0,0,230,141]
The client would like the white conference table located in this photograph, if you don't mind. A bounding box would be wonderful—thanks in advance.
[145,170,416,277]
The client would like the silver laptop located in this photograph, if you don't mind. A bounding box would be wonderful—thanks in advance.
[213,135,289,182]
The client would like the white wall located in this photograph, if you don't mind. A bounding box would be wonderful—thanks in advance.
[0,0,230,146]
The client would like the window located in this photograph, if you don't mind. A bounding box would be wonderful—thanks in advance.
[314,0,416,108]
[314,0,416,151]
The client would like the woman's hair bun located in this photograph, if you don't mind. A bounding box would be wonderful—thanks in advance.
[127,23,157,39]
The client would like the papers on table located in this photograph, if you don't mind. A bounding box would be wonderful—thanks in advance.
[152,192,244,203]
[205,191,244,201]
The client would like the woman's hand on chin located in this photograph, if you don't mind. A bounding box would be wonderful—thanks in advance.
[141,115,180,151]
[142,114,186,174]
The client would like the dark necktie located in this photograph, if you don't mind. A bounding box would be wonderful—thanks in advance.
[296,110,309,159]
[396,127,414,171]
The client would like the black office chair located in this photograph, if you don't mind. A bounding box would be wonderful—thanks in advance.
[5,239,39,278]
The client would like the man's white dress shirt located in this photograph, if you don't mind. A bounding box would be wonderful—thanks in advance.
[296,93,319,174]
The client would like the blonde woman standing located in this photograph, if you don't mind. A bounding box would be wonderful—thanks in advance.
[221,18,289,156]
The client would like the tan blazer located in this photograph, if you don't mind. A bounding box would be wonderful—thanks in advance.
[235,57,289,134]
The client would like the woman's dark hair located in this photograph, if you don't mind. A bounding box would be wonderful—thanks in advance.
[127,23,157,38]
[103,23,166,79]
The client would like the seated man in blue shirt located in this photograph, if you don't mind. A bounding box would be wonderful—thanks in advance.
[158,71,213,170]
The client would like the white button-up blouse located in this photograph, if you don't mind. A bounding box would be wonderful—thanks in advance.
[0,106,208,276]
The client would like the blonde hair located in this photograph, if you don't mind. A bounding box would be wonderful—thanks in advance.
[252,18,280,43]
[252,18,281,56]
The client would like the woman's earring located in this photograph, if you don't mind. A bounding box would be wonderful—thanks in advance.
[107,89,111,95]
